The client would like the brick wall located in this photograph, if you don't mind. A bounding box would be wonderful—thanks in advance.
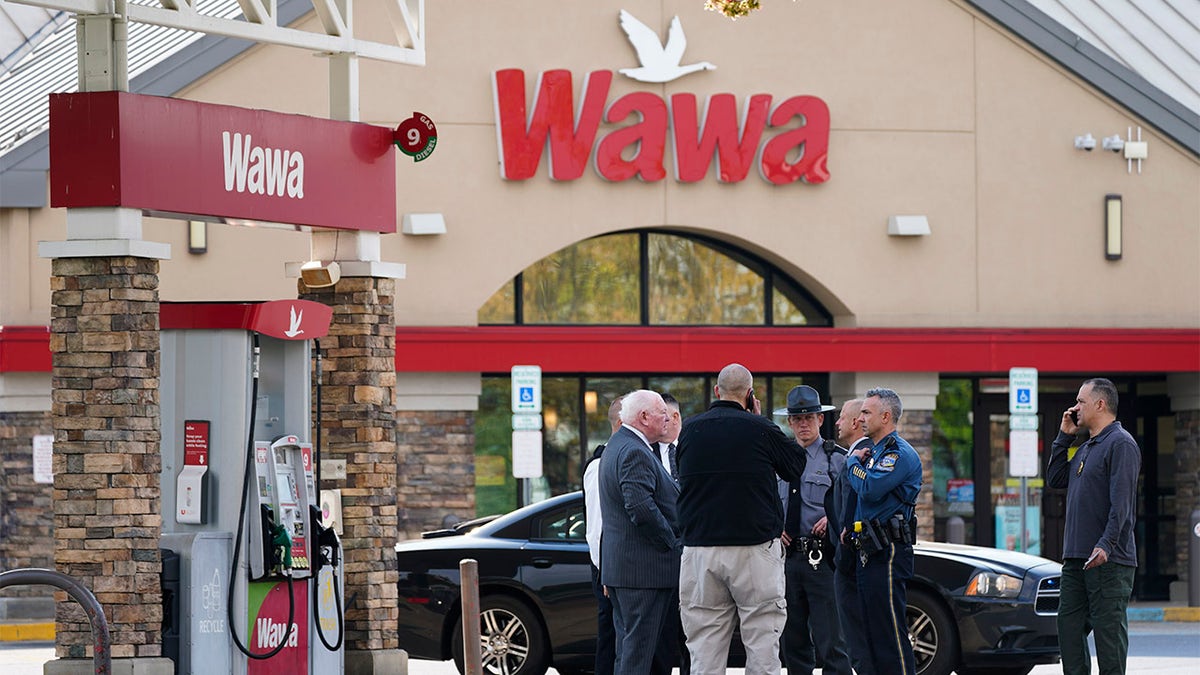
[899,410,935,541]
[396,410,476,539]
[1176,409,1199,585]
[50,256,162,659]
[0,411,54,598]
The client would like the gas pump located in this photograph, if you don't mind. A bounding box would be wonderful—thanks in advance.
[159,300,344,675]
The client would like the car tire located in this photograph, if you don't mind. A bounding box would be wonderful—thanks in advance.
[907,587,959,675]
[452,595,550,675]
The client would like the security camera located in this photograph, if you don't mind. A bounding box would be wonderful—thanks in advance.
[1073,134,1096,151]
[1102,135,1124,153]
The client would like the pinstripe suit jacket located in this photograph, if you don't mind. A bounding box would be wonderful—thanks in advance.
[598,425,681,589]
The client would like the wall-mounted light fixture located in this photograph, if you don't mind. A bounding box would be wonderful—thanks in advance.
[1073,133,1096,151]
[401,212,447,235]
[1105,194,1122,260]
[887,215,931,237]
[300,260,342,287]
[187,220,207,254]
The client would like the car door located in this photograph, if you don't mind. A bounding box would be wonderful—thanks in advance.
[519,499,596,660]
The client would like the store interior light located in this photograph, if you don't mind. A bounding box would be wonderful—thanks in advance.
[584,390,598,414]
[187,220,207,254]
[1105,194,1122,260]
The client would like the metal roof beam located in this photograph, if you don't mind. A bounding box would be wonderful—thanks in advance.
[9,0,424,64]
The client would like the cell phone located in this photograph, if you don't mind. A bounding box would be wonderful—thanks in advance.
[745,391,755,411]
[1069,410,1079,425]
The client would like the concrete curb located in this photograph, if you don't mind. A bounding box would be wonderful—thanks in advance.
[1128,606,1200,622]
[0,622,54,642]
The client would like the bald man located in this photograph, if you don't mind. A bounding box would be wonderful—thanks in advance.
[676,363,807,675]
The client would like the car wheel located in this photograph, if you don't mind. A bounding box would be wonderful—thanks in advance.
[452,595,549,675]
[907,587,958,675]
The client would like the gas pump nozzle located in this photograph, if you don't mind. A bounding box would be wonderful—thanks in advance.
[310,505,340,569]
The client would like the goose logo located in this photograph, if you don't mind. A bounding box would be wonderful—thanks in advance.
[618,10,715,83]
[283,305,304,338]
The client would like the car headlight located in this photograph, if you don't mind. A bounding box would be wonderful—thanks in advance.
[965,571,1023,598]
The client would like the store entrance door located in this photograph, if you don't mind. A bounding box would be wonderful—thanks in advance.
[972,391,1077,555]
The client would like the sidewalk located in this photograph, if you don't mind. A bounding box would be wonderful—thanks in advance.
[3,602,1196,642]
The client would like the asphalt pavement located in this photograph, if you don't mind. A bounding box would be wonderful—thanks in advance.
[1,622,1197,675]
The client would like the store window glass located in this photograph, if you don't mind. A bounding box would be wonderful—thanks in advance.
[648,234,764,325]
[475,377,518,518]
[478,279,514,324]
[477,373,827,515]
[522,234,640,324]
[931,379,976,543]
[479,231,832,327]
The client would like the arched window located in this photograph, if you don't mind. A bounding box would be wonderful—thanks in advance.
[472,231,833,516]
[479,230,831,326]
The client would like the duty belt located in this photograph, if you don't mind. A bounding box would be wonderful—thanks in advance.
[788,536,825,570]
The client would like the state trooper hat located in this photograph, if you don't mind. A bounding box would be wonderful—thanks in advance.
[773,385,837,416]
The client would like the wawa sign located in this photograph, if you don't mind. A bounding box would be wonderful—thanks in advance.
[492,11,830,185]
[49,91,397,233]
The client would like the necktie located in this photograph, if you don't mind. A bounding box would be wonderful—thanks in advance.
[668,443,678,481]
[785,481,802,536]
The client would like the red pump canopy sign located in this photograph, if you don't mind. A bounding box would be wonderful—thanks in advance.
[49,92,397,233]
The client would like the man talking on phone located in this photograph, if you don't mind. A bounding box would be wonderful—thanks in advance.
[675,363,807,675]
[1047,378,1140,675]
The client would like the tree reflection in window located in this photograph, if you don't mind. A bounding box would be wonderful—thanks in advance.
[480,231,830,326]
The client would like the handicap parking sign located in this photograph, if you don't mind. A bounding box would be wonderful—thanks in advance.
[1009,367,1038,414]
[511,366,542,413]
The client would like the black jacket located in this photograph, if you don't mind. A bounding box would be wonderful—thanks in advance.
[677,400,807,546]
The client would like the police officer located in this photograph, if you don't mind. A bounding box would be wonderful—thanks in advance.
[845,387,923,675]
[774,385,852,675]
[826,398,875,675]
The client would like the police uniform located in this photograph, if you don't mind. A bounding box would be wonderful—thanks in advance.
[845,430,922,675]
[824,436,875,675]
[780,437,852,675]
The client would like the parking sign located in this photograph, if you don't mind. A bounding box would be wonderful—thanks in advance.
[511,365,542,413]
[1009,367,1038,414]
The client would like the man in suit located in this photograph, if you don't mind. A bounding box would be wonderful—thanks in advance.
[583,396,624,675]
[599,389,679,675]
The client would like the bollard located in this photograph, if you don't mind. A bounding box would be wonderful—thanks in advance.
[460,558,483,675]
[1190,510,1200,607]
[947,516,965,544]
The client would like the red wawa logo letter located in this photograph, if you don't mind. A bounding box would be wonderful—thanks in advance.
[492,69,830,185]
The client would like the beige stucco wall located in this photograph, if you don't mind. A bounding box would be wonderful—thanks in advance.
[2,0,1198,329]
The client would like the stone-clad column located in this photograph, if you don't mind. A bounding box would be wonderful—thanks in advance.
[1168,373,1199,597]
[299,276,400,671]
[49,256,163,661]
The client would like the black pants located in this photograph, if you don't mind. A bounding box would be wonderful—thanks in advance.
[781,552,852,674]
[590,564,616,675]
[856,542,915,675]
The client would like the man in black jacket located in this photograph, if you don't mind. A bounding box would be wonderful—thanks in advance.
[676,363,807,675]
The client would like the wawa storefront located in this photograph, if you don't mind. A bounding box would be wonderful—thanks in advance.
[1,0,1197,608]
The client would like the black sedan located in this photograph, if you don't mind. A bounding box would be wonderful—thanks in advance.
[396,491,1061,675]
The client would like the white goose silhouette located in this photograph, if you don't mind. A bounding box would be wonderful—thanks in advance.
[617,10,716,83]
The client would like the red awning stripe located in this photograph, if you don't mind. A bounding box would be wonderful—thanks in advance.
[3,306,1197,375]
